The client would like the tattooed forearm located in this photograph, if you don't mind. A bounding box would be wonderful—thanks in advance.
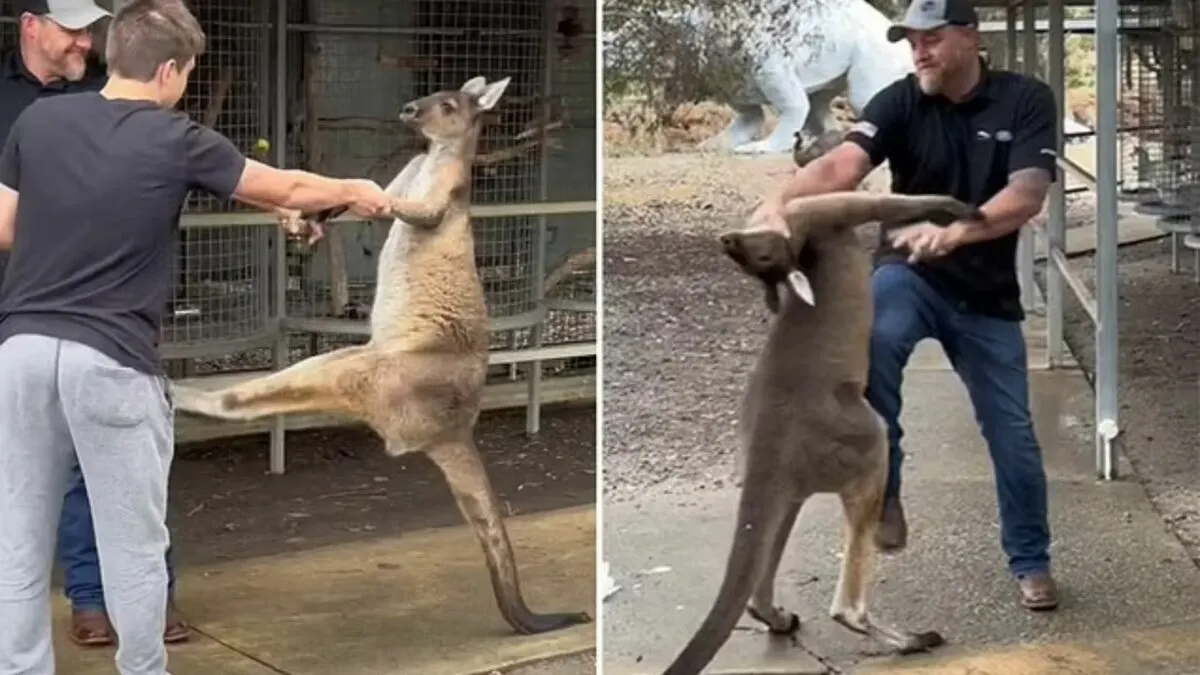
[953,167,1053,246]
[1008,167,1052,204]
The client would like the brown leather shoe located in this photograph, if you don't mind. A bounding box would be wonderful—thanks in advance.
[69,605,192,646]
[1017,572,1059,611]
[69,609,114,647]
[875,498,908,552]
[164,604,192,644]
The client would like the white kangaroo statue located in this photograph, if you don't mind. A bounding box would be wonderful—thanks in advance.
[605,0,1093,157]
[699,0,915,155]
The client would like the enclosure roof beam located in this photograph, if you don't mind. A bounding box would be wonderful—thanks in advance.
[978,18,1096,32]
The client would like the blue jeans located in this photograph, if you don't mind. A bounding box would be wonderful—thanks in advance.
[865,263,1051,578]
[59,463,177,613]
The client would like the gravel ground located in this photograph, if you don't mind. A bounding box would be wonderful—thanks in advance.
[602,152,797,500]
[1049,237,1200,557]
[162,403,595,567]
[601,150,1200,568]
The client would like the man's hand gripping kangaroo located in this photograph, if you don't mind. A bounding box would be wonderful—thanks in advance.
[173,76,593,636]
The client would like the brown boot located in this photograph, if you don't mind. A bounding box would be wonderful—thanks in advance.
[875,497,908,552]
[164,603,192,644]
[1017,572,1059,611]
[69,609,114,647]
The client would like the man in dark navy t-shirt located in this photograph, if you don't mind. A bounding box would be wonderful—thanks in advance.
[0,1,391,673]
[749,0,1060,612]
[0,0,191,649]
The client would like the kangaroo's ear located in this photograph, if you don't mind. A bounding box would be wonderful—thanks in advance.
[476,77,511,111]
[460,76,487,96]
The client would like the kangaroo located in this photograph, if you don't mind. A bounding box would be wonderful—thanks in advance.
[172,76,593,636]
[661,192,984,674]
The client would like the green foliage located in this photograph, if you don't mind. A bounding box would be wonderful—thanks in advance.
[603,0,1100,127]
[1065,36,1096,90]
[603,0,827,123]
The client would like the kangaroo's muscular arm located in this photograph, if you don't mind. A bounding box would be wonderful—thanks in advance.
[388,161,467,227]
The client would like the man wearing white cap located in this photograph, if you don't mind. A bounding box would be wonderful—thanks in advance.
[0,0,190,650]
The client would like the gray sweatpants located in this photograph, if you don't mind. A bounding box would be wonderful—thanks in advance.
[0,334,173,675]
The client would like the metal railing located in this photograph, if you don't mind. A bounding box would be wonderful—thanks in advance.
[1006,0,1122,481]
[1,1,599,475]
[172,200,598,475]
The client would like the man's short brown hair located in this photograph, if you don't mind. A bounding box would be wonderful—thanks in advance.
[105,0,206,82]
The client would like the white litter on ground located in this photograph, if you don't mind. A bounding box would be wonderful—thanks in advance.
[602,560,622,601]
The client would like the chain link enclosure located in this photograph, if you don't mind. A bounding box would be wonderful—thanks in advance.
[0,0,598,467]
[1117,0,1200,215]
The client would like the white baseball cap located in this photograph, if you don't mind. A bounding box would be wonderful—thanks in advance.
[20,0,112,31]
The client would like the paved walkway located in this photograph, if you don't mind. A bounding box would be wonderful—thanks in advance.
[601,326,1200,674]
[54,507,596,675]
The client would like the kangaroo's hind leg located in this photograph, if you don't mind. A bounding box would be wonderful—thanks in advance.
[745,496,805,635]
[662,455,799,675]
[424,439,593,636]
[173,345,376,421]
[828,410,944,655]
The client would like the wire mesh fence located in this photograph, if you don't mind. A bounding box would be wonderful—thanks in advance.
[1117,0,1200,215]
[1,0,597,384]
[285,0,547,327]
[0,3,12,45]
[274,0,596,382]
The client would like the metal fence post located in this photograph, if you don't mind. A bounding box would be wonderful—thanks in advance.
[1046,0,1067,368]
[1017,0,1041,315]
[269,0,289,475]
[1094,0,1121,480]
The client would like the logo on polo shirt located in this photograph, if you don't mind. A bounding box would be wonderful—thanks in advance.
[975,129,1014,142]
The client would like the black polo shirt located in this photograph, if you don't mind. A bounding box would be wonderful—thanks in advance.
[846,63,1058,321]
[0,92,247,375]
[0,49,107,286]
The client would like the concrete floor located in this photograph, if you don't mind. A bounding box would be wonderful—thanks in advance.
[503,650,596,674]
[53,506,597,675]
[601,325,1200,674]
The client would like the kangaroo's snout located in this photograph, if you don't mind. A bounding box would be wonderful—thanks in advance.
[399,102,420,122]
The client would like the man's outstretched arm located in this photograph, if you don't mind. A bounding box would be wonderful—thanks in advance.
[0,184,15,252]
[772,142,877,204]
[754,79,909,228]
[0,126,19,251]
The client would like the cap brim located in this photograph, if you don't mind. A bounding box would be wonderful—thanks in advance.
[886,18,950,42]
[46,5,111,31]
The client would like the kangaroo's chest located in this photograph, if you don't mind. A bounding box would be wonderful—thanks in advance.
[373,156,439,328]
[378,154,439,266]
[398,156,436,200]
